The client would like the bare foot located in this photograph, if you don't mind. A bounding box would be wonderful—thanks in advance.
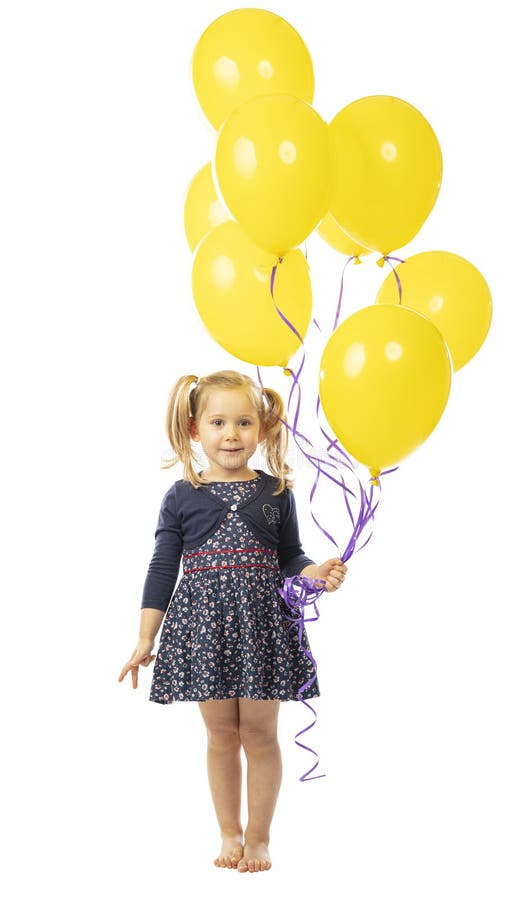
[214,834,244,869]
[237,840,272,873]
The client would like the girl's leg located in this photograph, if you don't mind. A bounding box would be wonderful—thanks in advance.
[197,698,244,868]
[237,697,281,872]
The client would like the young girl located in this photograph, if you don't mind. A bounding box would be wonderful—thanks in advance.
[118,370,347,873]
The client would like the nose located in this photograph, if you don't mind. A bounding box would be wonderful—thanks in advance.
[224,423,239,441]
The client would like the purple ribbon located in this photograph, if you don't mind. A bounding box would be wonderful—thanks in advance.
[256,253,399,781]
[277,574,326,781]
[379,254,405,303]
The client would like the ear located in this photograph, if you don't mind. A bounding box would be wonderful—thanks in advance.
[189,417,199,441]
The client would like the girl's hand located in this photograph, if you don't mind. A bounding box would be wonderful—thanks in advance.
[306,557,348,593]
[118,639,156,689]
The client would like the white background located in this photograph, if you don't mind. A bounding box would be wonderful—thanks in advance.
[1,1,518,897]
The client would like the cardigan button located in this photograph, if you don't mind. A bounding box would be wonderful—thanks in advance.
[230,504,238,511]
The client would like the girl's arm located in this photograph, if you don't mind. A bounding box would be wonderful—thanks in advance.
[277,490,347,591]
[277,489,316,577]
[139,608,165,642]
[141,484,183,613]
[119,487,181,688]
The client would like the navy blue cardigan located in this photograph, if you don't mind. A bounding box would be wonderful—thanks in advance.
[141,469,315,612]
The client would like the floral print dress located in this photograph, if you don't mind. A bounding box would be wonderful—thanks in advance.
[149,475,320,703]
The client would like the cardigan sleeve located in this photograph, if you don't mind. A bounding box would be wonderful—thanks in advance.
[277,488,315,578]
[141,485,183,612]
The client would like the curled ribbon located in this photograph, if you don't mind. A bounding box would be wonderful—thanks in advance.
[256,253,399,781]
[278,574,326,781]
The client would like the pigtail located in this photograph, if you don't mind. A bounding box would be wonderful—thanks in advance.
[261,387,294,495]
[161,374,206,489]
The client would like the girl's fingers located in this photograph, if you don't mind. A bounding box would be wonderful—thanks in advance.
[119,663,133,681]
[326,568,347,590]
[120,656,156,686]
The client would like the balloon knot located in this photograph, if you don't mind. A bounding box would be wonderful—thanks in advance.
[283,367,292,377]
[354,256,362,265]
[376,256,386,268]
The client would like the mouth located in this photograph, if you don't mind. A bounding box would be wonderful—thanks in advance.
[223,449,241,453]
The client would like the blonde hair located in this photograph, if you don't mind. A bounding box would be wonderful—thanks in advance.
[161,369,293,495]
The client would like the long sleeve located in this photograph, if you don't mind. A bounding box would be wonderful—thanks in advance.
[277,488,315,578]
[141,486,183,612]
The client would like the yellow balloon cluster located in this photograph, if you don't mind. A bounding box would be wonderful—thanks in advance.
[184,9,491,479]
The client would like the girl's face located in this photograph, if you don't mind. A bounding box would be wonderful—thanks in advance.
[190,388,265,480]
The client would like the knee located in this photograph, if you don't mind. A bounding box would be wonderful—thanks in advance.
[206,725,241,752]
[239,725,278,753]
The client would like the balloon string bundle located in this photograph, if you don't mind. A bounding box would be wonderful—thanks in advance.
[256,259,398,782]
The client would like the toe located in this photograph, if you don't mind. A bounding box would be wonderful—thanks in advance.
[230,846,243,866]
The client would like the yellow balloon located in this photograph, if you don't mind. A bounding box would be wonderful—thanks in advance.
[215,93,332,255]
[329,96,443,255]
[319,304,452,475]
[191,8,314,131]
[375,251,492,371]
[183,163,229,252]
[317,212,371,257]
[192,220,312,367]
